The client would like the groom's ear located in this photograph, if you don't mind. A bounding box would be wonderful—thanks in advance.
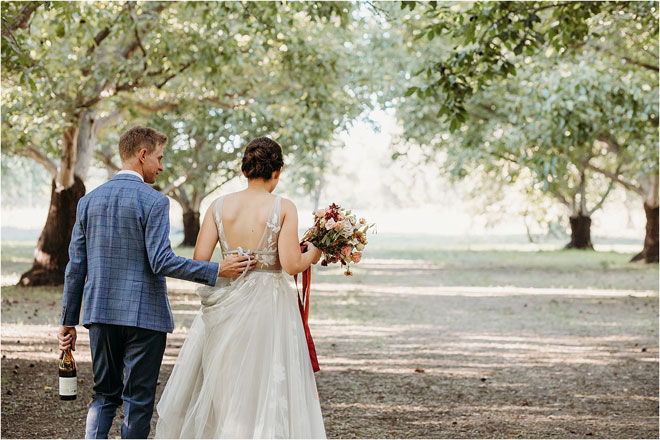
[137,148,148,163]
[272,169,281,180]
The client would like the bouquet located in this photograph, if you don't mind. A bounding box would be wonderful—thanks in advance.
[302,203,373,276]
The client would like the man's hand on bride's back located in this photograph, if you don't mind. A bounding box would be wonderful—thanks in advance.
[304,242,322,264]
[218,254,257,279]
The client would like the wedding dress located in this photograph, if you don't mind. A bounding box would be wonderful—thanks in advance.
[155,195,326,438]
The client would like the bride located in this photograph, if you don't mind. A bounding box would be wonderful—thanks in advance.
[155,137,325,438]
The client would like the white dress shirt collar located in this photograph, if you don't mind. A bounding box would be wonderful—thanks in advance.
[116,170,144,182]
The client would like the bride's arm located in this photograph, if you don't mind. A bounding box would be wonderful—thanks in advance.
[193,206,219,261]
[194,201,256,278]
[278,198,321,275]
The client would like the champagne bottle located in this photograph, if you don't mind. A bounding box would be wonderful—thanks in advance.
[59,349,77,400]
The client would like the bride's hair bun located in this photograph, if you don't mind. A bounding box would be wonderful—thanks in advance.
[241,137,284,180]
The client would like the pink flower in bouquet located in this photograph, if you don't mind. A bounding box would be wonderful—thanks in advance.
[316,208,327,218]
[333,221,344,232]
[341,245,353,257]
[341,221,353,237]
[325,218,336,230]
[351,252,362,263]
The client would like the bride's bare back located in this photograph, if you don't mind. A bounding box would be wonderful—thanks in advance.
[192,136,320,276]
[221,191,278,250]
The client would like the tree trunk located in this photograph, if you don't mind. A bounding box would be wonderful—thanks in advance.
[565,215,594,249]
[74,111,95,179]
[18,176,86,286]
[630,203,659,263]
[181,209,201,247]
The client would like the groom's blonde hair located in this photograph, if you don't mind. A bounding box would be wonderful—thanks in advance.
[118,126,168,161]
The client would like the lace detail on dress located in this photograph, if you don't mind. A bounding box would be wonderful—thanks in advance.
[212,195,282,271]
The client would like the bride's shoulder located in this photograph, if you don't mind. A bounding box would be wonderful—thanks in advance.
[276,195,294,208]
[207,192,236,215]
[276,196,297,219]
[213,191,241,206]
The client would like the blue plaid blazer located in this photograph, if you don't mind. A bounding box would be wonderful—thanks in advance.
[60,174,219,333]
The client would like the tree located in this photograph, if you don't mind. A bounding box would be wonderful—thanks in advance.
[126,1,368,246]
[383,1,658,259]
[2,1,210,284]
[2,1,361,283]
[401,1,657,127]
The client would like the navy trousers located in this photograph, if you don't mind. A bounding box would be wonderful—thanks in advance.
[85,323,166,439]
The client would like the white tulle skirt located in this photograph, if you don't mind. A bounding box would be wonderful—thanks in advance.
[155,271,326,439]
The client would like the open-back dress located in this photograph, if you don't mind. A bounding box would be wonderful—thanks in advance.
[155,195,325,438]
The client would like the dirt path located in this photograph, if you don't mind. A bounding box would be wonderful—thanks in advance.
[2,261,658,438]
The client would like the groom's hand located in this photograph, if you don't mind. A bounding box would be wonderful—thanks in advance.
[218,254,257,279]
[58,325,77,353]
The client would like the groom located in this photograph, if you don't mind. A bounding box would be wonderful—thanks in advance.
[58,126,254,439]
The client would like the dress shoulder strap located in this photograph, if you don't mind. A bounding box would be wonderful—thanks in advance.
[212,196,225,229]
[212,196,229,253]
[272,196,282,226]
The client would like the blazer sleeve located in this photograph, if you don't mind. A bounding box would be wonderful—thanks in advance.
[60,200,87,326]
[145,196,219,285]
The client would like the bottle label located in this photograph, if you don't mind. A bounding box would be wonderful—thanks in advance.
[59,376,77,396]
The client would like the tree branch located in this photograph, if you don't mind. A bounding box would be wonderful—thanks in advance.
[223,88,250,99]
[78,2,166,108]
[202,174,236,199]
[490,151,519,164]
[78,79,111,108]
[86,27,111,56]
[203,96,242,109]
[134,26,147,58]
[156,62,192,89]
[597,133,621,154]
[1,2,43,37]
[95,150,121,172]
[127,94,244,114]
[587,164,619,216]
[94,109,123,134]
[549,187,570,208]
[134,101,180,113]
[177,185,191,207]
[23,145,58,177]
[160,173,190,196]
[585,162,645,196]
[588,43,658,72]
[166,189,184,206]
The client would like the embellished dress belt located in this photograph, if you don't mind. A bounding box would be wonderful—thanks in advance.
[225,247,279,280]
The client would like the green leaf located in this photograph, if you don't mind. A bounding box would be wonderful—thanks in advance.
[449,117,460,133]
[27,76,37,92]
[405,86,418,97]
[56,22,65,38]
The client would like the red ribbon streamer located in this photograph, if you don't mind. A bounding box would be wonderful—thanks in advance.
[294,243,320,372]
